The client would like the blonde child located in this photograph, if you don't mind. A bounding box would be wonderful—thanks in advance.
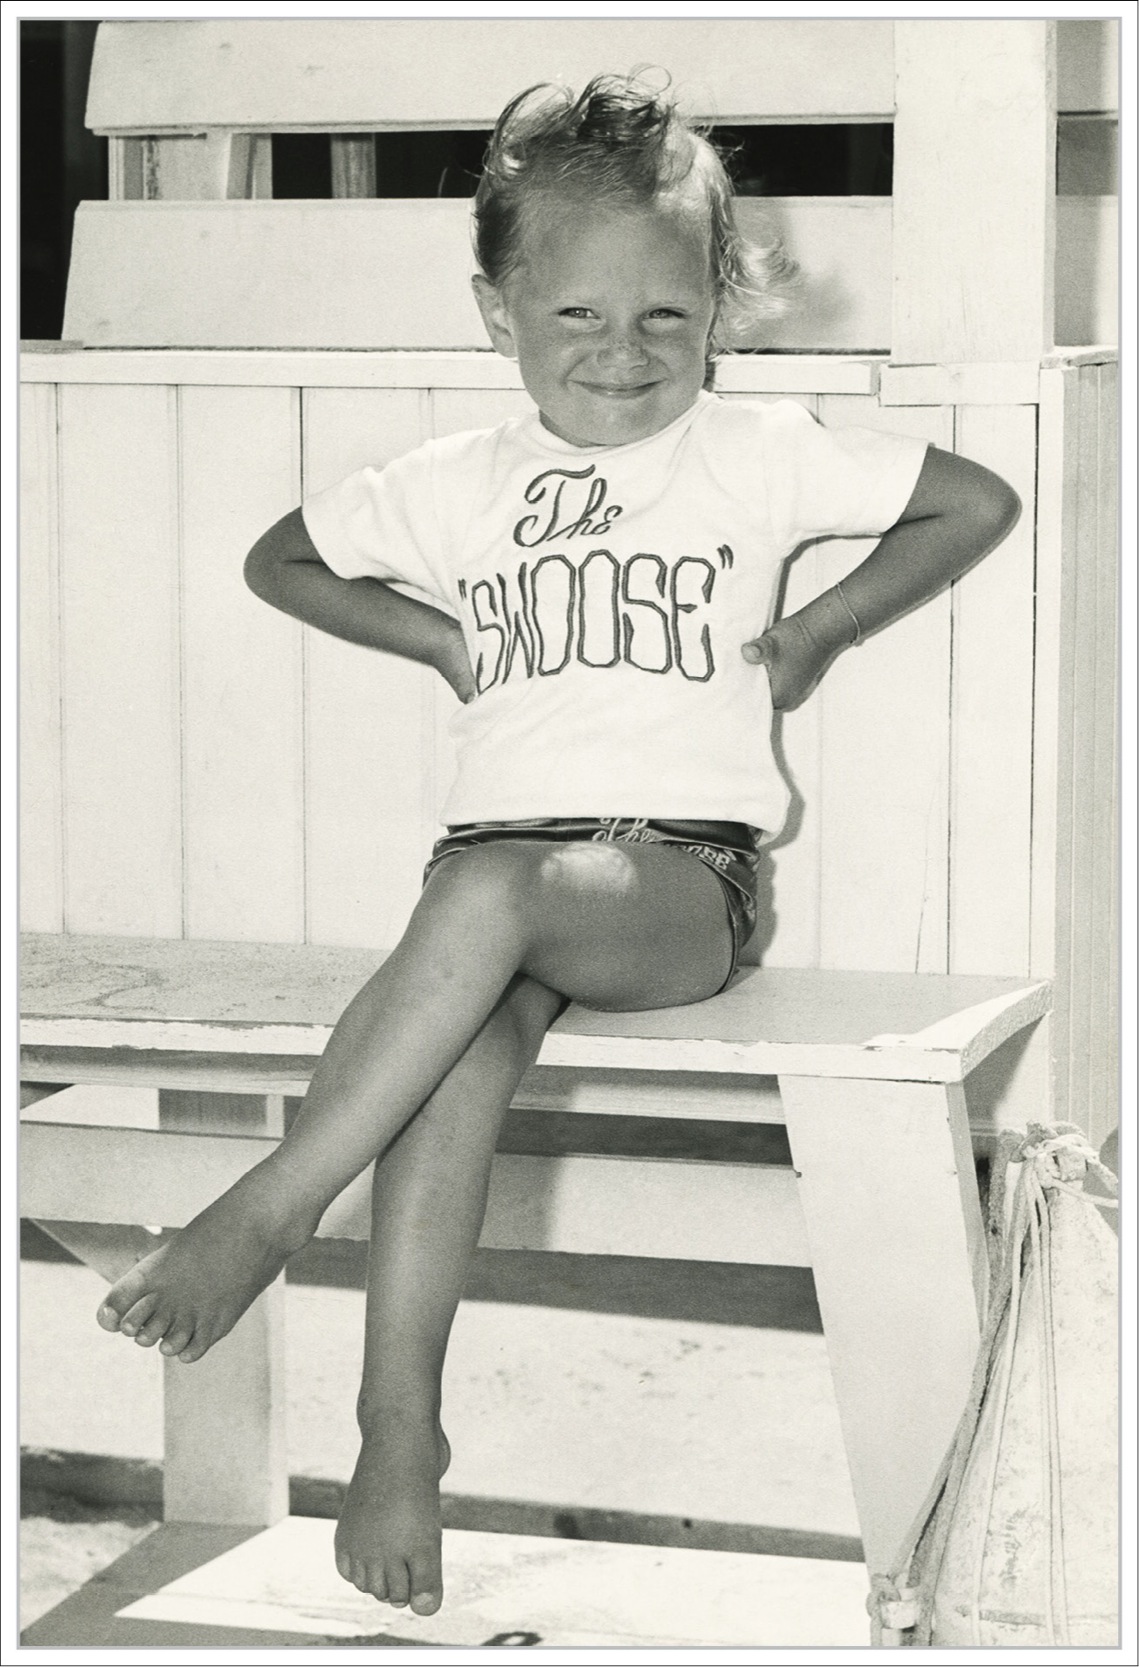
[97,77,1019,1616]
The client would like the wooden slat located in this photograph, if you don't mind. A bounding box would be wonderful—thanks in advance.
[1089,363,1119,1145]
[1032,367,1081,1124]
[949,407,1037,975]
[179,386,305,942]
[1066,365,1102,1125]
[879,364,1041,407]
[330,135,375,198]
[893,20,1056,362]
[300,388,435,947]
[19,382,64,932]
[57,385,183,936]
[60,199,891,353]
[813,399,953,973]
[20,347,884,396]
[1055,196,1119,349]
[19,937,1049,1084]
[1056,18,1120,114]
[21,1121,810,1266]
[86,18,896,131]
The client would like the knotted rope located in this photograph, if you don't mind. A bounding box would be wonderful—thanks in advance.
[868,1123,1117,1646]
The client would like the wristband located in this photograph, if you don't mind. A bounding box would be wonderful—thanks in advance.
[834,579,862,646]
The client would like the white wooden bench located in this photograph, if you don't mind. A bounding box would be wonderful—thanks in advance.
[21,931,1050,1611]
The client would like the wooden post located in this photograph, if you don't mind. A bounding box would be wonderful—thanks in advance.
[778,1074,986,1576]
[893,20,1057,362]
[158,1089,289,1527]
[331,135,376,198]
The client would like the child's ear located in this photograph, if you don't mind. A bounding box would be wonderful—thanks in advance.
[471,274,518,360]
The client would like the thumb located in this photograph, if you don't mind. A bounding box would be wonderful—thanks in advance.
[741,636,769,666]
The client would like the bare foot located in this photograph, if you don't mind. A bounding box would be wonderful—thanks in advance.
[334,1411,451,1615]
[95,1157,321,1363]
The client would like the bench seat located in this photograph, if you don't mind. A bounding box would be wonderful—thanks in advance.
[20,931,1050,1598]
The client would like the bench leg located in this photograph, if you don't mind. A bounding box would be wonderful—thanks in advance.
[158,1090,289,1528]
[777,1075,986,1578]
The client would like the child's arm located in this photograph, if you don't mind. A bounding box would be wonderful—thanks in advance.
[245,509,475,703]
[742,446,1020,710]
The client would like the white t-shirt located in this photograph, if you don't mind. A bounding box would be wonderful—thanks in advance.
[302,391,927,839]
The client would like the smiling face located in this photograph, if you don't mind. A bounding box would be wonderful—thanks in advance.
[473,194,717,448]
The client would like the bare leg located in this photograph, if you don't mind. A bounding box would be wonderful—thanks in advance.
[97,839,732,1362]
[335,975,562,1614]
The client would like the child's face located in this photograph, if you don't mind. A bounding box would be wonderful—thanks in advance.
[473,197,716,448]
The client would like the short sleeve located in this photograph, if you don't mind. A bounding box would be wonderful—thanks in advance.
[301,441,450,604]
[756,400,929,552]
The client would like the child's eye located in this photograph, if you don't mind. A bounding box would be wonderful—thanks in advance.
[558,307,596,320]
[646,308,686,321]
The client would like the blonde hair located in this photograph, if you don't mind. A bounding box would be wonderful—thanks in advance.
[472,74,795,348]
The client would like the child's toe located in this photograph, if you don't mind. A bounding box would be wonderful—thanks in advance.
[159,1323,194,1358]
[408,1550,442,1615]
[134,1308,175,1347]
[117,1294,159,1338]
[176,1327,212,1364]
[383,1560,410,1607]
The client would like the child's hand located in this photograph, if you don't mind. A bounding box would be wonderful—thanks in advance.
[435,622,477,705]
[741,613,846,711]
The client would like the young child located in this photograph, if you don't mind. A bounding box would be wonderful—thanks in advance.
[96,76,1019,1617]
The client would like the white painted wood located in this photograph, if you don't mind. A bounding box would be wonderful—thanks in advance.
[1055,196,1119,349]
[20,936,1050,1085]
[949,407,1037,976]
[21,1118,807,1266]
[179,386,306,942]
[141,132,240,200]
[330,135,376,199]
[1056,18,1120,114]
[112,1515,874,1649]
[56,385,183,937]
[893,20,1056,362]
[19,382,64,933]
[301,387,435,947]
[779,1074,984,1574]
[20,347,881,396]
[879,363,1041,407]
[30,1220,162,1282]
[813,399,952,974]
[1089,363,1119,1145]
[86,18,896,131]
[158,1089,288,1528]
[60,198,891,353]
[1067,368,1107,1133]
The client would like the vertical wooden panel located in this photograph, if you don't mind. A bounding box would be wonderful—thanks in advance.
[180,386,305,942]
[302,388,432,949]
[1066,366,1103,1126]
[1032,368,1081,1125]
[893,20,1056,362]
[20,383,65,932]
[58,384,183,936]
[814,399,953,973]
[949,407,1038,975]
[1090,364,1120,1142]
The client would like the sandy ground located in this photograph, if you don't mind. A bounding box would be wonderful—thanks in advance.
[21,1253,859,1636]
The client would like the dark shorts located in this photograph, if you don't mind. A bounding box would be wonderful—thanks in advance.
[423,816,761,993]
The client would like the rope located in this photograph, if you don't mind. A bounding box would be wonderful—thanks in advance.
[869,1122,1116,1646]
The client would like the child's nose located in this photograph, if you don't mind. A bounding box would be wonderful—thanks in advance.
[598,322,649,367]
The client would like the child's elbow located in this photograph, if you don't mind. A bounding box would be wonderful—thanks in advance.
[244,508,310,601]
